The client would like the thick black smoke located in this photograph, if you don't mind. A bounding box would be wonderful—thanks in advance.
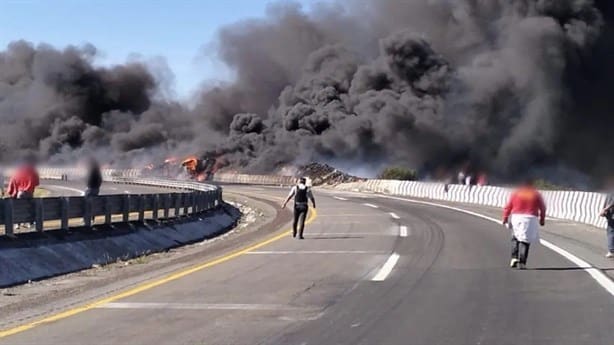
[1,0,612,184]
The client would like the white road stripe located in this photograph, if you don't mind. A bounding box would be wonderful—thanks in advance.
[98,302,313,311]
[247,250,384,255]
[372,253,400,281]
[333,196,349,201]
[399,225,408,237]
[376,194,614,296]
[389,212,400,220]
[363,203,379,209]
[45,185,84,195]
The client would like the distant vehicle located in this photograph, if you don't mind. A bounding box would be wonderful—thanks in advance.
[180,156,217,181]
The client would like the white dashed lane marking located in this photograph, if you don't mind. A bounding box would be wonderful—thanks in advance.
[372,253,400,281]
[399,226,408,237]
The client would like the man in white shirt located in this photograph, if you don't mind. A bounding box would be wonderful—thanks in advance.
[282,177,316,239]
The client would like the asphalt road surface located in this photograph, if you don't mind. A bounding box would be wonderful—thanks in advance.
[1,185,613,345]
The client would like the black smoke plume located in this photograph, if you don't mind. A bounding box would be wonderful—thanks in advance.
[0,1,612,185]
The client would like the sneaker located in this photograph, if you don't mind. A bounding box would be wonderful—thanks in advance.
[299,236,305,240]
[510,258,519,268]
[606,252,614,259]
[518,263,526,270]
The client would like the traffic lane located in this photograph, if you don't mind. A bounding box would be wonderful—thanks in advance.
[41,180,178,196]
[0,191,405,345]
[378,194,614,278]
[273,194,613,345]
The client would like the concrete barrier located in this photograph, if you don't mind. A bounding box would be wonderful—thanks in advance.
[333,180,608,229]
[212,173,296,186]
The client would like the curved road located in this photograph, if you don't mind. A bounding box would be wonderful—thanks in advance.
[1,185,613,344]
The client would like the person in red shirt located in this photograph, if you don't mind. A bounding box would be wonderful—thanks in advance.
[7,162,40,198]
[502,179,546,269]
[7,160,40,229]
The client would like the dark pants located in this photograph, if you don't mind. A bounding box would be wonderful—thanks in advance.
[293,203,309,238]
[511,236,531,264]
[607,225,614,253]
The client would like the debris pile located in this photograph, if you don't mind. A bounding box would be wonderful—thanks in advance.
[295,162,363,186]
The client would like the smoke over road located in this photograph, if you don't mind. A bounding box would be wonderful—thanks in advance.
[0,0,612,183]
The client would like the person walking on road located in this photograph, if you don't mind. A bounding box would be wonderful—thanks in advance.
[84,158,103,224]
[599,194,614,258]
[502,179,546,270]
[84,158,102,197]
[282,177,316,239]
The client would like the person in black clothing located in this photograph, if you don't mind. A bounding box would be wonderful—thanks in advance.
[282,177,316,239]
[84,158,102,197]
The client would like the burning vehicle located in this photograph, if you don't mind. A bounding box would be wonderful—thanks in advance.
[180,156,217,181]
[143,155,224,181]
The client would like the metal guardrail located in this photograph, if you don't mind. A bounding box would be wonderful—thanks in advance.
[1,177,222,237]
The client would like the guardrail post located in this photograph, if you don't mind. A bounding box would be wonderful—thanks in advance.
[60,197,69,230]
[201,192,208,210]
[163,194,171,219]
[175,193,182,217]
[183,193,190,215]
[152,194,159,221]
[203,192,209,210]
[4,199,14,236]
[84,197,92,228]
[35,199,44,232]
[122,195,130,222]
[138,195,145,223]
[104,197,112,225]
[193,193,199,213]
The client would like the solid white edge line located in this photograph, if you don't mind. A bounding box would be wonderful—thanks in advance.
[372,253,400,281]
[375,194,614,297]
[363,203,379,209]
[400,225,408,237]
[45,185,84,195]
[389,212,400,220]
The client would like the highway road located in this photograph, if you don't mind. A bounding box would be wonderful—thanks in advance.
[1,185,613,344]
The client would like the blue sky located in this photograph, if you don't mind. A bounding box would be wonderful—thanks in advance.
[0,0,323,98]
